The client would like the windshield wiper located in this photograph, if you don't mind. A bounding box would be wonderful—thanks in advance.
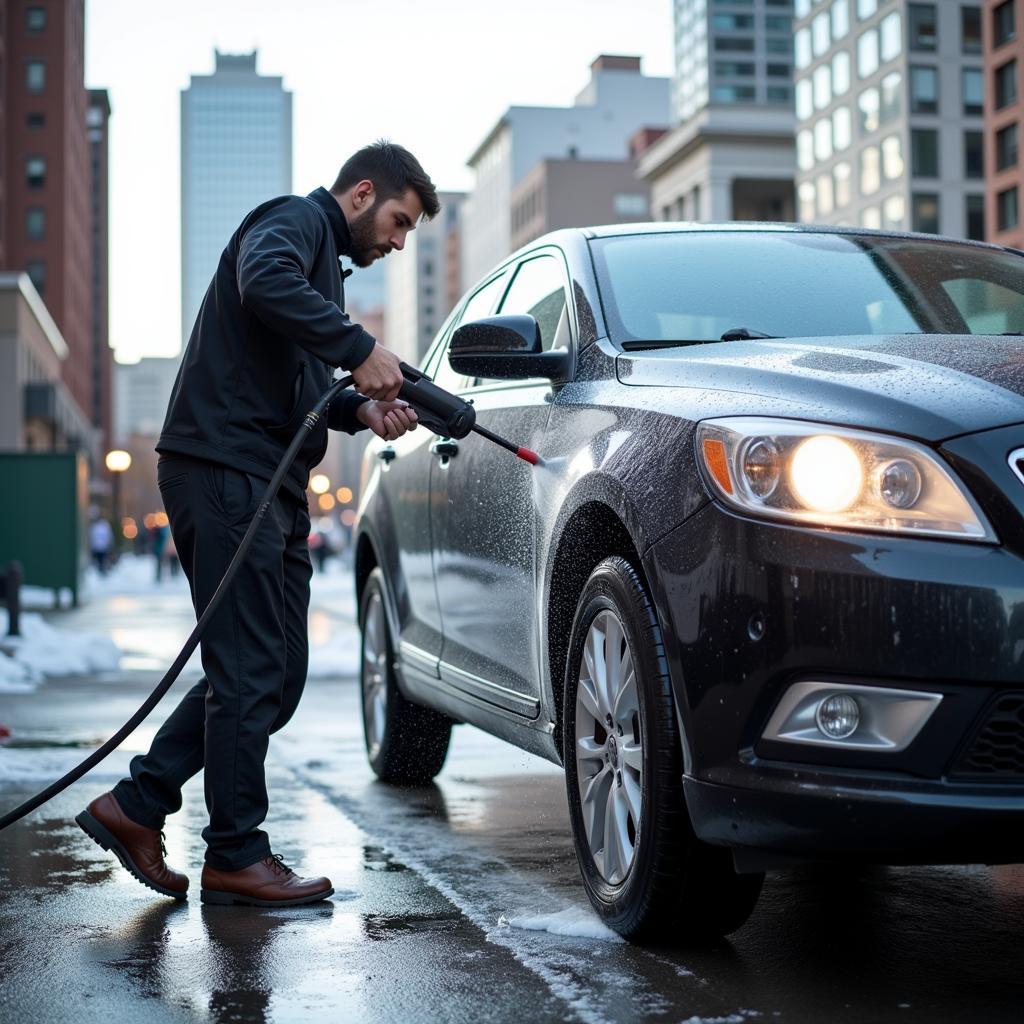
[719,326,779,341]
[621,328,784,351]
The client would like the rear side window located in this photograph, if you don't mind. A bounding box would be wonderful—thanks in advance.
[431,273,508,393]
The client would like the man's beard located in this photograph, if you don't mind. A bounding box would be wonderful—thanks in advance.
[348,203,385,268]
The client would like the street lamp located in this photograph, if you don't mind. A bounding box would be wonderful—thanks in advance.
[105,450,131,550]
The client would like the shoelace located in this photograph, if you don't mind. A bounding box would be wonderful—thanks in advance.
[159,830,168,858]
[266,853,295,877]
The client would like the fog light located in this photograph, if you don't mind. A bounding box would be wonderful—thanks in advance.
[816,694,860,739]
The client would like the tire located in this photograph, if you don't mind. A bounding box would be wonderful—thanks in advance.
[359,568,451,784]
[563,556,763,943]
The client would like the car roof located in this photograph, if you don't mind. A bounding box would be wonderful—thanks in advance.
[536,221,1015,255]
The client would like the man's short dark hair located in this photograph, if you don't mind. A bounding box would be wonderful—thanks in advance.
[330,140,440,220]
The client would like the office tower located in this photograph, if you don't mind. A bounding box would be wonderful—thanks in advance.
[180,50,292,347]
[793,1,984,238]
[984,0,1023,245]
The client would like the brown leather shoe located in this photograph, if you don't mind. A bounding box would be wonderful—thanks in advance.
[201,853,333,907]
[76,792,188,900]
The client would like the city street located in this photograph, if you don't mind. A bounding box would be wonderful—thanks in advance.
[1,564,1024,1024]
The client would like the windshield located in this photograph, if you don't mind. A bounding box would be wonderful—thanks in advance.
[590,231,1024,345]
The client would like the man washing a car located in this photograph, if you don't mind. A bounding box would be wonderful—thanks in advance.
[77,141,440,907]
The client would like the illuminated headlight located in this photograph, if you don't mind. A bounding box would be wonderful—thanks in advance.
[696,417,995,541]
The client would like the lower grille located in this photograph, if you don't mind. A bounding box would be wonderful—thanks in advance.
[950,693,1024,779]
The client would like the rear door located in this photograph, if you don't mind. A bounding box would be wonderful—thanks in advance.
[431,250,574,718]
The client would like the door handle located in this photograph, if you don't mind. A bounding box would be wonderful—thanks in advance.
[377,447,397,463]
[431,439,459,459]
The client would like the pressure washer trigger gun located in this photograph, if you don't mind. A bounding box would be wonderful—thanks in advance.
[396,361,540,466]
[397,362,476,439]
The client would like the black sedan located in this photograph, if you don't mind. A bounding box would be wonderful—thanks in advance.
[353,224,1024,942]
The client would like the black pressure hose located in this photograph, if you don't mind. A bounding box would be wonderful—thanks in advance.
[0,373,354,831]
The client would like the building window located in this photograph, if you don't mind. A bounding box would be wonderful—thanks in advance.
[716,36,756,52]
[833,0,850,40]
[814,64,832,109]
[908,4,938,51]
[960,6,981,54]
[859,87,880,133]
[767,63,791,78]
[833,50,851,95]
[25,112,46,129]
[994,1,1016,48]
[715,61,756,76]
[880,12,902,63]
[995,61,1018,110]
[26,60,45,92]
[834,161,853,207]
[795,27,812,68]
[712,84,756,102]
[26,6,45,31]
[814,117,834,160]
[712,13,754,30]
[25,207,45,240]
[25,156,46,189]
[998,186,1019,231]
[817,173,835,216]
[25,260,46,297]
[965,194,985,241]
[964,131,984,179]
[882,135,904,179]
[997,122,1019,170]
[766,15,790,32]
[798,181,816,223]
[797,78,813,119]
[833,106,852,150]
[857,0,877,19]
[881,72,902,123]
[910,65,938,113]
[883,194,906,230]
[767,85,792,103]
[912,193,940,233]
[798,129,815,170]
[861,145,881,195]
[857,29,879,78]
[613,193,648,217]
[861,206,882,229]
[812,11,831,55]
[911,129,939,177]
[796,0,811,16]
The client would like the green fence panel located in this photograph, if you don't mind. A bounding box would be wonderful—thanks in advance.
[0,452,86,605]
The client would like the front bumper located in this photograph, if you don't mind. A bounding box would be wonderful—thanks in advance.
[645,498,1024,864]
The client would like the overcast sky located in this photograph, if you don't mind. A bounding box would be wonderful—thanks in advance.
[84,0,673,364]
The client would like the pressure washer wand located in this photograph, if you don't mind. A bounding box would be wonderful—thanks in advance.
[397,362,541,466]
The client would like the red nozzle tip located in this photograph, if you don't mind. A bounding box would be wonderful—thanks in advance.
[517,447,540,466]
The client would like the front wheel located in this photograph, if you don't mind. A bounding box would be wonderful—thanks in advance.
[563,556,763,943]
[360,568,451,784]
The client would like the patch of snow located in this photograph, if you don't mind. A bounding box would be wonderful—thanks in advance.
[500,907,623,942]
[0,744,130,783]
[0,653,37,693]
[1,610,120,681]
[306,625,360,678]
[680,1013,760,1024]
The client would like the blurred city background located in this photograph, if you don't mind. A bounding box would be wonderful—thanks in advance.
[0,0,1020,598]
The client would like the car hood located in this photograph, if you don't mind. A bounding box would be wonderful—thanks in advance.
[615,334,1024,442]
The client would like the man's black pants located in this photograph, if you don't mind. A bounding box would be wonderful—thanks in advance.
[113,456,312,870]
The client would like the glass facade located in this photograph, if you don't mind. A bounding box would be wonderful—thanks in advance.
[181,54,292,347]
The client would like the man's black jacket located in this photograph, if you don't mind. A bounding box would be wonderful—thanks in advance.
[158,187,375,500]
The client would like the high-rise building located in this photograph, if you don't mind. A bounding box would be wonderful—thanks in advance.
[87,89,113,454]
[984,0,1023,246]
[385,192,465,364]
[793,0,985,239]
[637,1,796,223]
[2,0,98,457]
[180,50,292,348]
[461,55,670,289]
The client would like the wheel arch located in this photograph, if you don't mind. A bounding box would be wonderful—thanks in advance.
[545,498,649,761]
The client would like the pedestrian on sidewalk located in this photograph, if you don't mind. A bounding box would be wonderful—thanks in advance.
[89,512,114,576]
[77,141,437,907]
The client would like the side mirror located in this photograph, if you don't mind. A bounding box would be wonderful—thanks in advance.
[449,315,571,381]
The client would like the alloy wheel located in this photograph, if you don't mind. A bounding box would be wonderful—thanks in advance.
[574,609,643,885]
[361,591,388,760]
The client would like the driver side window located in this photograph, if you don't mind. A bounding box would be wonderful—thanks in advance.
[497,254,571,352]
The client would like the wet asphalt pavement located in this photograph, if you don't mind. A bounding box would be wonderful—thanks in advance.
[2,576,1024,1023]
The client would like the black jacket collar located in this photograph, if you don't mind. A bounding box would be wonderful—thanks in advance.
[307,187,352,257]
